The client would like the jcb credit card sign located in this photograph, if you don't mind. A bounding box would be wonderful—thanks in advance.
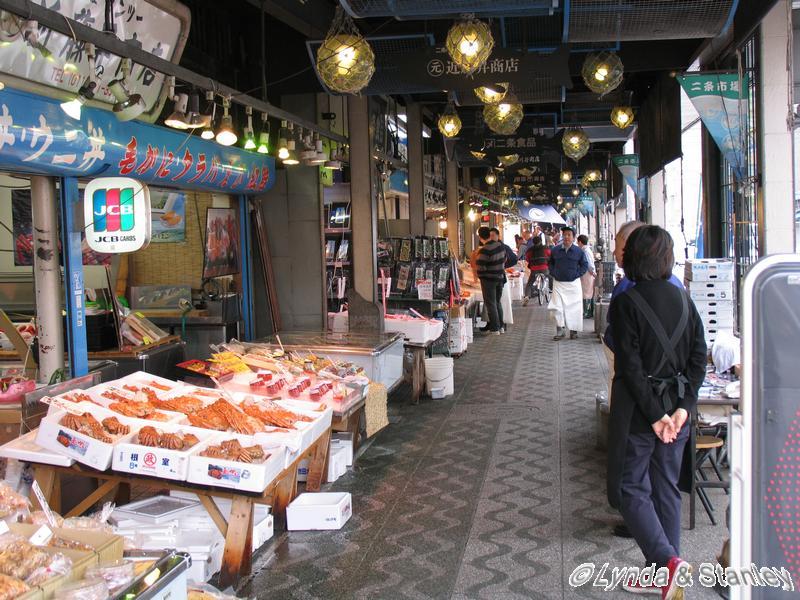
[84,177,151,253]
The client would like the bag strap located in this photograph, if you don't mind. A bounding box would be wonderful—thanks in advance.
[626,287,689,375]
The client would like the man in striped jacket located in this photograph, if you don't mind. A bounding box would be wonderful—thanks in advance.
[476,226,507,334]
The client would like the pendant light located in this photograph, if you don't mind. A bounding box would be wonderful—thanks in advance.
[243,106,256,150]
[200,91,216,139]
[582,51,624,97]
[498,154,519,167]
[572,187,580,197]
[215,98,237,146]
[109,58,145,121]
[611,105,634,129]
[165,92,189,129]
[483,96,523,135]
[282,123,299,165]
[485,169,497,185]
[585,168,601,182]
[316,7,375,94]
[474,83,508,105]
[446,17,494,75]
[562,127,590,162]
[437,102,462,138]
[470,150,486,160]
[324,143,342,170]
[560,170,572,183]
[256,113,270,154]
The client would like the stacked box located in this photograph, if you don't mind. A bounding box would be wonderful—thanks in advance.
[447,317,468,354]
[684,259,735,346]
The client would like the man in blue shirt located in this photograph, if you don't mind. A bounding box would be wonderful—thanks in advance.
[548,226,588,340]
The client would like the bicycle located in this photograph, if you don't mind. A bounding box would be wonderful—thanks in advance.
[533,272,551,305]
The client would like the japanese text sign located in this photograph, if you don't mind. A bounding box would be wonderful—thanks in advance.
[0,87,274,194]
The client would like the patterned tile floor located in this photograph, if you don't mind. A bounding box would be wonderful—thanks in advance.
[239,304,728,599]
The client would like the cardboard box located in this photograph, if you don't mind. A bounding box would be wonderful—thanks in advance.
[187,434,286,493]
[113,424,220,482]
[701,314,735,329]
[687,281,734,301]
[685,259,734,281]
[286,492,352,531]
[449,305,466,319]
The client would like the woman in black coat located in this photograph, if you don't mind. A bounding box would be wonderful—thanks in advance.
[606,226,707,599]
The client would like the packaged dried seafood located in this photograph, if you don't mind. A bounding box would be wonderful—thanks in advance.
[54,578,109,600]
[0,574,29,600]
[0,482,29,520]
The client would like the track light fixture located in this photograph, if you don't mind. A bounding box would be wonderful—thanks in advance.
[257,113,270,154]
[277,121,290,160]
[60,43,96,120]
[109,58,146,121]
[215,97,237,146]
[243,106,256,150]
[282,123,299,165]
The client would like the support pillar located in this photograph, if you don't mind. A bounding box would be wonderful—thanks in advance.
[347,96,378,303]
[446,158,459,255]
[462,168,474,258]
[238,195,255,341]
[59,177,87,377]
[759,0,795,254]
[31,176,64,383]
[406,103,425,236]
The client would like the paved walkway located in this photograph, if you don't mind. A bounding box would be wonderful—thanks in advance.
[241,304,727,599]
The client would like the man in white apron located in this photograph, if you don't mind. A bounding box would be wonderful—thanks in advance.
[547,226,589,340]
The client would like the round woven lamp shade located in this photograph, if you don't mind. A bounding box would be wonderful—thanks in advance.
[483,99,523,135]
[498,154,519,167]
[474,83,509,104]
[446,18,494,75]
[611,105,634,129]
[581,51,624,97]
[316,10,375,94]
[562,127,590,162]
[437,104,462,138]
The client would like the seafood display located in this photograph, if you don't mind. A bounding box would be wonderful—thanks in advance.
[152,394,205,414]
[0,540,52,580]
[0,574,29,600]
[187,399,262,435]
[107,399,170,421]
[59,412,120,443]
[135,426,199,451]
[101,417,130,435]
[61,391,93,404]
[240,399,312,429]
[199,438,267,463]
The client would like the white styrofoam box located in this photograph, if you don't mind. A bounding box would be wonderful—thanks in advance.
[685,259,734,280]
[77,384,187,424]
[384,315,444,344]
[112,424,220,481]
[508,276,524,301]
[187,434,287,493]
[687,281,734,301]
[331,432,354,466]
[113,371,187,395]
[326,445,347,483]
[286,492,352,531]
[36,406,136,470]
[327,311,349,333]
[694,297,734,313]
[296,458,309,482]
[272,400,334,449]
[114,495,200,524]
[0,430,75,467]
[465,321,474,344]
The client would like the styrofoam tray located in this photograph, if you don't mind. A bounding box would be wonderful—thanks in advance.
[187,434,286,493]
[114,371,187,394]
[0,430,75,467]
[64,385,187,424]
[112,423,220,481]
[113,495,200,524]
[286,492,352,531]
[36,406,136,470]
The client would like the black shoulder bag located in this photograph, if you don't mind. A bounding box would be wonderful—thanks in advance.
[626,287,690,414]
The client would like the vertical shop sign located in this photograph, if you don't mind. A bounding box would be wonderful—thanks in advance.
[677,73,749,179]
[84,177,151,253]
[612,154,640,193]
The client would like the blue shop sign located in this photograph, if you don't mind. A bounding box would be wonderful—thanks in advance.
[0,87,274,194]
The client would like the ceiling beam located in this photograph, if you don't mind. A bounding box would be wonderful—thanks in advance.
[0,0,347,143]
[243,0,331,39]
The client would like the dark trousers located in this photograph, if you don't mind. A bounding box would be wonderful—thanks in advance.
[620,426,689,568]
[480,278,504,331]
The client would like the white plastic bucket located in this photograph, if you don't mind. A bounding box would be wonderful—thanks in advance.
[424,357,454,397]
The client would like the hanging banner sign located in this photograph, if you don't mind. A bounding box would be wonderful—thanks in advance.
[677,73,749,179]
[525,204,566,225]
[84,177,151,253]
[463,130,559,153]
[0,88,274,194]
[612,154,640,192]
[0,0,188,122]
[385,45,572,93]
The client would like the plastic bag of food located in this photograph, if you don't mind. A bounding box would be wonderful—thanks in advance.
[188,583,243,600]
[85,560,135,595]
[28,510,64,528]
[0,573,30,600]
[0,540,51,580]
[54,578,109,600]
[62,502,114,534]
[25,552,72,586]
[0,482,29,521]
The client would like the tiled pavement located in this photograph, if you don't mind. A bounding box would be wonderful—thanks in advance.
[240,304,728,599]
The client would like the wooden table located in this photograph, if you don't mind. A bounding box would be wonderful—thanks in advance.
[405,341,433,405]
[29,426,332,588]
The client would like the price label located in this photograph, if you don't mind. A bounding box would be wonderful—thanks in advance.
[31,481,59,528]
[29,525,53,546]
[0,521,9,535]
[416,279,433,300]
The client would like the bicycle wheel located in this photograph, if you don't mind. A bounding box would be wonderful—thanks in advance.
[542,277,551,304]
[537,276,545,305]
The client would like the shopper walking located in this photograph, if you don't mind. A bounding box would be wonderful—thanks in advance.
[547,226,588,340]
[523,236,550,306]
[577,234,596,318]
[475,226,506,334]
[607,226,707,599]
